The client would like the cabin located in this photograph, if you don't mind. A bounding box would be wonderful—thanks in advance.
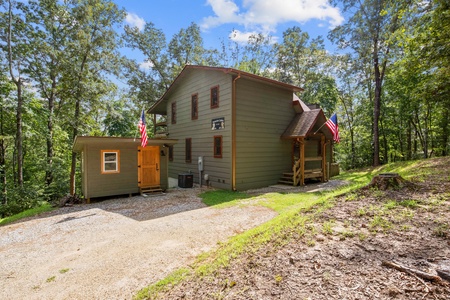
[73,136,177,202]
[147,65,335,191]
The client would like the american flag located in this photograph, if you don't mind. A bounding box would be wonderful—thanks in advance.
[138,109,148,148]
[326,113,340,143]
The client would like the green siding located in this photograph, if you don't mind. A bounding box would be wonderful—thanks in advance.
[235,78,295,190]
[167,69,233,189]
[83,143,139,198]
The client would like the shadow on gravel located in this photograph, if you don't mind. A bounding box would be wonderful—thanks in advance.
[4,180,348,227]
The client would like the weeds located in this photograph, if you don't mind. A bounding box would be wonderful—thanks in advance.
[322,220,335,235]
[370,215,392,232]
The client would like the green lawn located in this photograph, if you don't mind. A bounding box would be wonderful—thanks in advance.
[0,202,54,226]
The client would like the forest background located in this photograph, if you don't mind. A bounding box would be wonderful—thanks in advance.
[0,0,448,216]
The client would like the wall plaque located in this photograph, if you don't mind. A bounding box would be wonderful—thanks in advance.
[211,117,225,130]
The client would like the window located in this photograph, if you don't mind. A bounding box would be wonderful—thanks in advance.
[169,145,174,161]
[101,150,120,174]
[214,136,222,158]
[171,102,177,124]
[185,138,192,163]
[191,93,198,120]
[210,86,219,108]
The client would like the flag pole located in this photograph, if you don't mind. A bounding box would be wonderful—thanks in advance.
[313,121,328,135]
[134,106,145,142]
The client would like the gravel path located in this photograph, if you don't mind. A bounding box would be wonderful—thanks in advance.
[0,187,277,300]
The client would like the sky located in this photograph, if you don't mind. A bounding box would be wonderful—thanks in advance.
[114,0,345,67]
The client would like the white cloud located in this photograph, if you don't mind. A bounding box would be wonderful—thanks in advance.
[201,0,344,31]
[228,29,277,44]
[229,29,258,43]
[126,12,146,31]
[202,0,242,30]
[139,61,154,70]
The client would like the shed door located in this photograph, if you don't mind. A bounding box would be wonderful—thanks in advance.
[138,146,160,187]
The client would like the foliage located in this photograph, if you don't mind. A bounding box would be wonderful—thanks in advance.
[0,201,53,225]
[0,0,448,216]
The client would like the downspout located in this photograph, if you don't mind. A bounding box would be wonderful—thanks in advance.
[232,73,241,191]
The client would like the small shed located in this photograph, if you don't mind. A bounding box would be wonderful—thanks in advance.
[73,136,177,202]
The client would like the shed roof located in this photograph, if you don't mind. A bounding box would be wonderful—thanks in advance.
[73,136,178,152]
[148,65,304,115]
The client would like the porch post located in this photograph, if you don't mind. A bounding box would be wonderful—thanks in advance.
[299,137,305,186]
[321,134,326,182]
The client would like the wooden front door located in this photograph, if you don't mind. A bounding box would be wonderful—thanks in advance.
[138,146,160,188]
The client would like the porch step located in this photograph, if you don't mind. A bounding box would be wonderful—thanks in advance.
[140,186,163,195]
[278,169,324,186]
[278,172,294,185]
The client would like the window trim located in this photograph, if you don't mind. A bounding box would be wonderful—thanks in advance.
[171,102,177,124]
[101,150,120,174]
[185,138,192,163]
[213,135,222,158]
[210,85,219,109]
[191,93,198,120]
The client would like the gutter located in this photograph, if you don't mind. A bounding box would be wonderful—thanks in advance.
[231,72,241,191]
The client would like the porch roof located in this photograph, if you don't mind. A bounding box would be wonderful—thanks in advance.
[281,109,333,140]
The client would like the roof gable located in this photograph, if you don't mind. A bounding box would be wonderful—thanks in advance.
[147,65,303,114]
[282,108,333,139]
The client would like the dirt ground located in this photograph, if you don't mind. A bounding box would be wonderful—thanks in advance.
[160,158,450,299]
[0,187,277,300]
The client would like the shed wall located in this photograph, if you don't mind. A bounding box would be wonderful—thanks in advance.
[83,143,139,198]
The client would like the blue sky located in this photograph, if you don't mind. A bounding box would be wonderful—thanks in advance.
[115,0,345,66]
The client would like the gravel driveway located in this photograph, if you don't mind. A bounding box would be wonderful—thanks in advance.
[0,187,277,300]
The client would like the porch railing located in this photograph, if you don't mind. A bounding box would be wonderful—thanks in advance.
[292,159,302,186]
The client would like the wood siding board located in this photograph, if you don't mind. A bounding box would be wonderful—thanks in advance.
[84,142,139,198]
[166,69,233,187]
[235,78,295,190]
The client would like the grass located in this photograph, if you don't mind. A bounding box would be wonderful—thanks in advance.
[200,190,250,208]
[135,179,364,299]
[133,157,449,299]
[0,202,54,226]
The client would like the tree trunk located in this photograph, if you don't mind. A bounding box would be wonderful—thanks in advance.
[0,105,6,205]
[407,119,412,160]
[69,99,80,196]
[373,64,381,167]
[441,105,449,156]
[45,77,56,186]
[15,83,23,187]
[7,0,24,187]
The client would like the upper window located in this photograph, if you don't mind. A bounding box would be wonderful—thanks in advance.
[213,136,222,158]
[210,86,219,108]
[185,138,192,163]
[171,102,177,124]
[101,150,120,174]
[191,93,198,120]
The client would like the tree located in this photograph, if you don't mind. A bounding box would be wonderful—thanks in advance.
[124,22,171,91]
[275,26,338,113]
[0,63,14,204]
[63,0,125,195]
[329,0,407,166]
[22,0,72,187]
[0,0,30,187]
